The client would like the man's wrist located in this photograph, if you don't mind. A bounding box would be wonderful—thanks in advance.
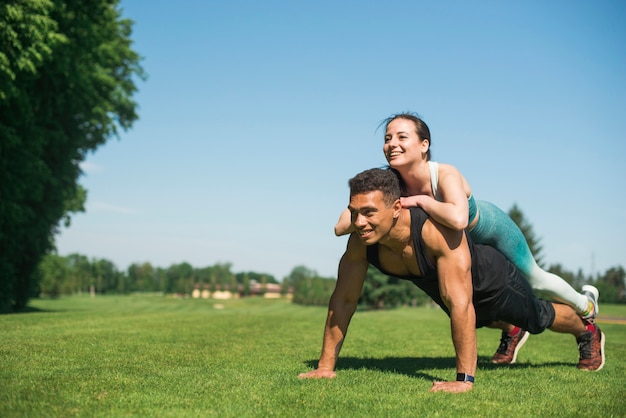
[456,373,475,383]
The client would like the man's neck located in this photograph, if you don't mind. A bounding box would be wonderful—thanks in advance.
[379,208,412,253]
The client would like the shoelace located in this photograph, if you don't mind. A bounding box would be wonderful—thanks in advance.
[578,335,592,360]
[497,334,511,353]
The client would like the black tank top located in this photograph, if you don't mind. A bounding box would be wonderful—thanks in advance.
[366,208,505,318]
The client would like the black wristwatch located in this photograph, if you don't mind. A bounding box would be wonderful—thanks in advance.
[456,373,475,383]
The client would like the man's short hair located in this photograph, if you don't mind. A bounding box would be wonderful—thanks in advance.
[348,168,401,206]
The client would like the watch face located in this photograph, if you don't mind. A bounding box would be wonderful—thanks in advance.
[456,373,474,383]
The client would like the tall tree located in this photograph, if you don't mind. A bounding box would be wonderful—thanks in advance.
[0,0,144,312]
[595,266,625,304]
[508,203,545,266]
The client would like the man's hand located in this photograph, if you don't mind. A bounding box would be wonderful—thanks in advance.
[429,381,473,393]
[298,369,336,379]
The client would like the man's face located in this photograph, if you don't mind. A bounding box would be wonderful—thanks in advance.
[348,190,398,245]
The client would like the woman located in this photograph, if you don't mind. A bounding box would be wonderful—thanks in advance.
[335,112,597,319]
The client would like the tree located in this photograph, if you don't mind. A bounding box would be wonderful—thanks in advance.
[93,258,120,294]
[594,266,625,304]
[66,253,92,294]
[283,265,317,289]
[37,253,68,298]
[291,275,336,306]
[166,262,193,295]
[508,204,544,266]
[359,267,429,309]
[128,262,156,293]
[0,0,144,312]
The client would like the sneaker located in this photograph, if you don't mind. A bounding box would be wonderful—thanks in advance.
[582,285,599,319]
[577,322,605,371]
[492,328,530,364]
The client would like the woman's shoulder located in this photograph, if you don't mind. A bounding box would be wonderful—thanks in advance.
[434,162,471,196]
[433,162,463,177]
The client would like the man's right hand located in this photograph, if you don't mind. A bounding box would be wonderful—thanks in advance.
[298,369,336,379]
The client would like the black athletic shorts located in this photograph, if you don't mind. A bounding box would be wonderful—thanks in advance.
[475,259,556,334]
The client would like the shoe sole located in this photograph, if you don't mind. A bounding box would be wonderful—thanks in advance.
[510,331,530,364]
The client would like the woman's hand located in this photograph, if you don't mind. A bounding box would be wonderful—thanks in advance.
[400,196,420,208]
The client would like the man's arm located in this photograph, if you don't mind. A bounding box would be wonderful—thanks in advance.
[423,220,477,393]
[299,234,369,378]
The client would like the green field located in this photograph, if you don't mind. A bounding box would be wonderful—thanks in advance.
[1,295,625,417]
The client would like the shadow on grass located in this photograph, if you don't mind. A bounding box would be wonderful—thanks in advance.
[304,355,576,380]
[2,305,54,315]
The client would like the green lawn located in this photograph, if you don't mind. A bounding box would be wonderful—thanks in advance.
[1,295,624,417]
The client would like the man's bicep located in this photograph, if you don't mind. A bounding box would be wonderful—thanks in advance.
[424,222,472,305]
[437,247,472,305]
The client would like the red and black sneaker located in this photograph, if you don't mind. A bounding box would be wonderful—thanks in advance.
[577,322,605,371]
[492,328,529,364]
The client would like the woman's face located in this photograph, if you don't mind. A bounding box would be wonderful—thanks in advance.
[383,118,429,169]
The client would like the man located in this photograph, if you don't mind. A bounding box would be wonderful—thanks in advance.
[298,168,605,393]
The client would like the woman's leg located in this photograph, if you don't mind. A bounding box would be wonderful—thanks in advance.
[470,200,589,313]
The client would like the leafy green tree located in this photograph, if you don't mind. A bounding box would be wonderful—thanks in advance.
[194,266,213,288]
[93,258,119,294]
[212,262,233,288]
[0,0,144,312]
[359,267,391,309]
[242,274,251,297]
[166,262,193,294]
[283,265,316,289]
[128,262,157,292]
[594,266,625,304]
[37,253,68,298]
[508,204,544,266]
[66,253,92,294]
[229,274,239,295]
[291,276,336,306]
[359,267,429,310]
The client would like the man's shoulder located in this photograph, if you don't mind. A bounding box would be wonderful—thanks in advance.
[407,207,431,233]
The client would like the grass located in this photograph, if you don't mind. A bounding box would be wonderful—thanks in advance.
[1,295,625,417]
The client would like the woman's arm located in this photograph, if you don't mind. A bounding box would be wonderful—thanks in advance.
[400,164,470,231]
[334,208,355,236]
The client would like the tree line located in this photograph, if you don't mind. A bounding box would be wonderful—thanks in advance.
[29,202,626,308]
[293,204,626,309]
[23,202,626,308]
[289,204,625,308]
[36,254,280,298]
[287,260,625,309]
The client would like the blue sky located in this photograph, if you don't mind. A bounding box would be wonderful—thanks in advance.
[56,0,626,281]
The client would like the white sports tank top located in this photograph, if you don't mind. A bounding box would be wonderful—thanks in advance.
[428,161,443,201]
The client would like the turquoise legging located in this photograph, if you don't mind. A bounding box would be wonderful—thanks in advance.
[469,200,588,312]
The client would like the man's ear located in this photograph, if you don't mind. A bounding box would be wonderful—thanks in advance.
[393,199,402,219]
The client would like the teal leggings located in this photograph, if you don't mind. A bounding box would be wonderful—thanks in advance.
[469,200,588,312]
